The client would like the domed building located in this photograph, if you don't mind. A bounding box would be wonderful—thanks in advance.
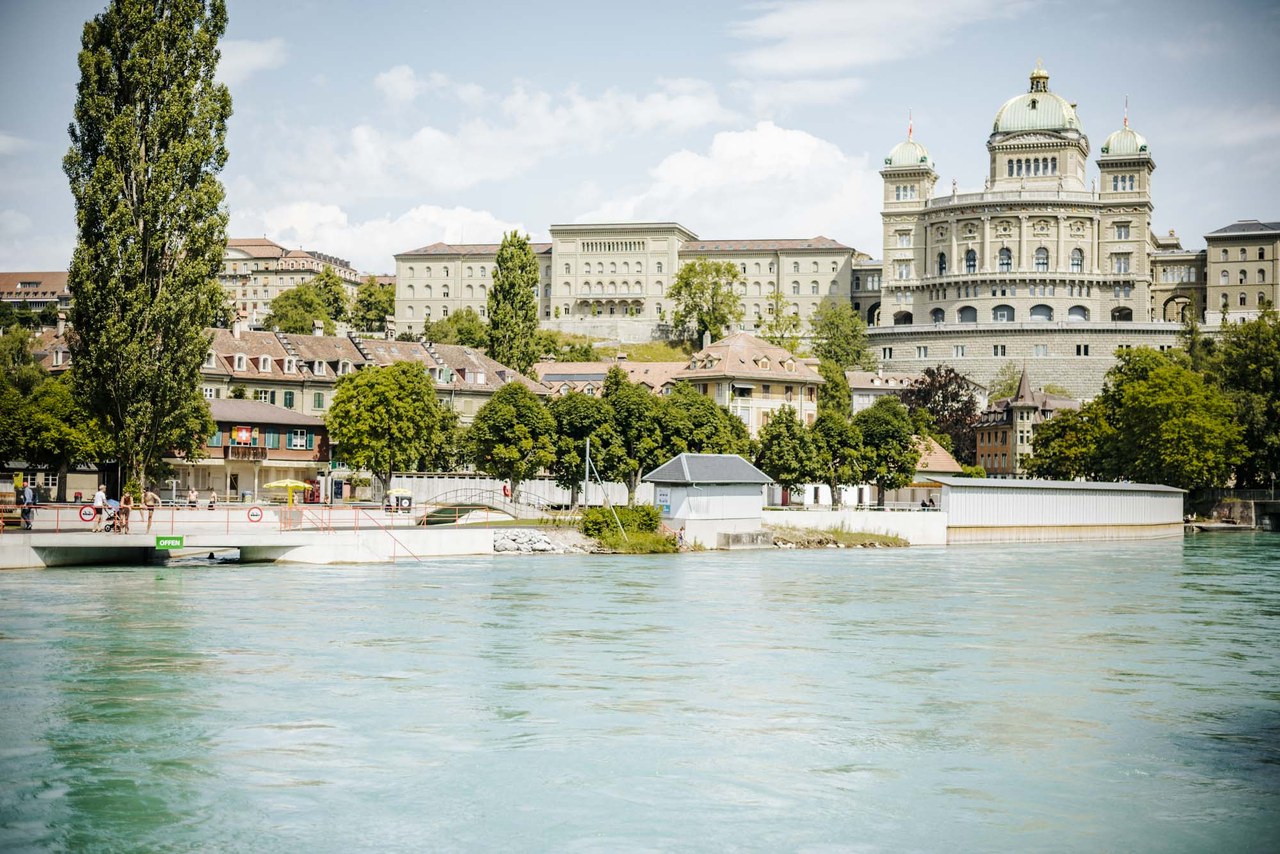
[867,62,1180,398]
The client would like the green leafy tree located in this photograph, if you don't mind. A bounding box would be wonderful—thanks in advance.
[1094,348,1243,489]
[755,405,818,497]
[657,382,752,459]
[1213,310,1279,488]
[1177,294,1217,372]
[487,231,540,374]
[467,382,556,501]
[310,266,349,323]
[668,258,743,344]
[1025,403,1110,481]
[423,407,464,472]
[426,306,488,349]
[263,284,335,335]
[759,289,803,353]
[353,276,395,332]
[548,391,618,506]
[816,359,851,417]
[853,396,920,506]
[63,0,232,489]
[600,366,663,505]
[326,362,446,492]
[900,365,980,464]
[810,410,863,509]
[810,299,876,369]
[19,374,110,501]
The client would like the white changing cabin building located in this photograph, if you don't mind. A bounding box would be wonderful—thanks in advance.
[643,453,771,548]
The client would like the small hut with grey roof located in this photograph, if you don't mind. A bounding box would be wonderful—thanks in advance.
[642,453,772,548]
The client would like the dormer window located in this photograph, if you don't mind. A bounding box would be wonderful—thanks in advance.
[234,354,247,371]
[53,350,64,367]
[258,356,271,372]
[338,360,353,375]
[204,351,216,368]
[475,371,486,385]
[313,361,326,376]
[284,357,297,373]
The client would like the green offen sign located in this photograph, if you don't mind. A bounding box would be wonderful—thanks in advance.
[155,536,184,550]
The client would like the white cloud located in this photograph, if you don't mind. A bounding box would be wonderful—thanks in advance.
[0,209,33,237]
[0,132,32,156]
[733,77,865,118]
[230,202,525,273]
[374,65,426,104]
[373,67,489,108]
[218,38,288,86]
[731,0,1034,76]
[582,121,881,251]
[0,231,73,271]
[1166,105,1280,149]
[272,77,737,199]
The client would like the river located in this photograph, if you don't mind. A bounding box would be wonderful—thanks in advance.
[1,534,1277,851]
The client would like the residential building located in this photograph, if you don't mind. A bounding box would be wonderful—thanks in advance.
[167,398,330,500]
[845,369,922,414]
[974,368,1079,477]
[221,237,364,329]
[0,272,70,310]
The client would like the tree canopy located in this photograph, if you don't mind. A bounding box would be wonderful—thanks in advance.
[900,365,980,464]
[1025,405,1109,481]
[548,391,619,506]
[852,396,920,506]
[487,232,540,374]
[810,299,876,370]
[755,405,817,494]
[658,382,752,459]
[425,306,488,349]
[1213,309,1279,488]
[810,410,863,509]
[63,0,232,489]
[468,382,556,500]
[758,289,803,354]
[353,276,395,332]
[263,284,336,335]
[310,266,350,323]
[668,258,743,344]
[599,366,664,504]
[816,359,851,418]
[326,362,447,491]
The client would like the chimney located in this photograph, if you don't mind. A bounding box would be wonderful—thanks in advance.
[232,314,243,339]
[312,319,324,337]
[702,329,711,350]
[384,315,395,341]
[56,311,66,337]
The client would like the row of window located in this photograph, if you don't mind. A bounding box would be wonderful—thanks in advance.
[901,304,1134,324]
[893,184,919,201]
[1007,157,1058,177]
[1111,175,1137,192]
[212,353,352,377]
[1221,292,1272,308]
[581,240,646,253]
[1159,266,1198,283]
[209,426,316,449]
[204,386,327,411]
[887,342,1097,360]
[1221,269,1269,285]
[1220,247,1268,261]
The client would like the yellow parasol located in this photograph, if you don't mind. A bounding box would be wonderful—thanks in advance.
[264,479,310,506]
[386,488,413,496]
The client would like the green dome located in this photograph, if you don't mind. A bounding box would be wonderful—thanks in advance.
[1100,126,1148,157]
[884,138,931,168]
[992,62,1081,134]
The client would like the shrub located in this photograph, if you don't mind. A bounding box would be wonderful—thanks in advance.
[579,504,661,537]
[599,530,679,554]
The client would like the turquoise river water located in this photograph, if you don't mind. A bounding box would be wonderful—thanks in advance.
[1,534,1278,852]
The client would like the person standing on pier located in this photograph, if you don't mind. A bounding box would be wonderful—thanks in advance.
[118,491,133,534]
[20,483,35,530]
[143,485,160,533]
[91,484,106,532]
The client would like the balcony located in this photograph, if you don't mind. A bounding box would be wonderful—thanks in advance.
[226,445,268,461]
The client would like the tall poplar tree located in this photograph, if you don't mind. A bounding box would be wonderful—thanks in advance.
[64,0,232,488]
[487,231,540,374]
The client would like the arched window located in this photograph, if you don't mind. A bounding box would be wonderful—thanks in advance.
[656,263,663,274]
[958,306,977,323]
[1112,307,1133,321]
[1260,269,1267,283]
[610,262,617,274]
[811,282,820,294]
[479,266,486,277]
[1240,292,1248,306]
[754,263,761,274]
[1220,270,1229,285]
[636,262,643,273]
[466,266,473,277]
[408,266,415,277]
[424,266,432,277]
[564,262,571,274]
[1016,160,1023,177]
[443,266,449,276]
[1051,156,1057,174]
[1030,304,1053,321]
[811,261,819,272]
[1240,248,1248,261]
[1035,248,1049,272]
[543,284,550,298]
[407,304,414,318]
[442,286,450,298]
[965,249,976,273]
[930,308,945,323]
[622,262,629,274]
[423,306,431,318]
[1070,248,1084,273]
[992,304,1014,322]
[1240,270,1248,285]
[424,285,432,298]
[893,311,913,325]
[1068,305,1089,321]
[1220,249,1228,261]
[1260,292,1267,306]
[441,306,449,317]
[465,284,474,298]
[407,284,415,298]
[791,303,800,315]
[1221,293,1229,309]
[792,281,800,295]
[792,262,800,273]
[937,252,947,275]
[1260,248,1267,261]
[998,248,1012,273]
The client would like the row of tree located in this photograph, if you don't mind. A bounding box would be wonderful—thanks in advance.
[325,359,926,508]
[1028,310,1280,491]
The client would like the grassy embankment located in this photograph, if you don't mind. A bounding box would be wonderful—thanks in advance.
[767,525,908,548]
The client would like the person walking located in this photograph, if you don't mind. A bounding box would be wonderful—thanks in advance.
[20,482,35,530]
[118,491,133,535]
[143,485,160,533]
[92,484,106,532]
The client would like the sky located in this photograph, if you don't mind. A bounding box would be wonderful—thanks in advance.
[1,0,1278,275]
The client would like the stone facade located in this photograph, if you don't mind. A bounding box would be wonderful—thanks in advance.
[221,238,363,330]
[1204,220,1280,323]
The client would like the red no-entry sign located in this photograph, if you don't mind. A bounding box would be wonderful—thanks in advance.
[79,505,95,523]
[246,506,263,523]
